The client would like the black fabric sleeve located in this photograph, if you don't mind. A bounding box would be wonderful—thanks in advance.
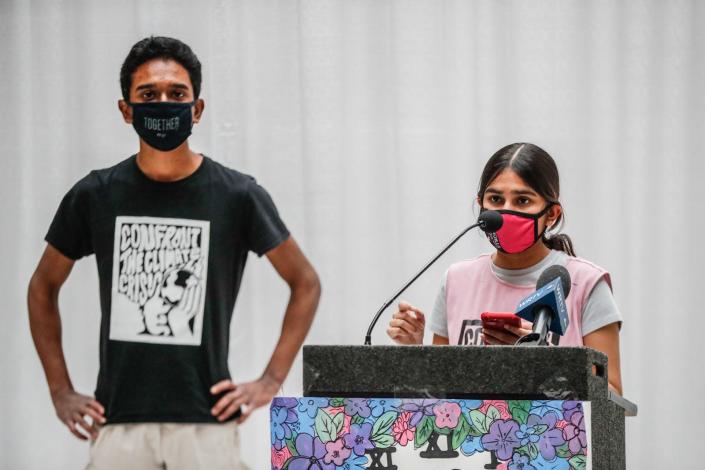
[44,175,94,260]
[244,178,290,257]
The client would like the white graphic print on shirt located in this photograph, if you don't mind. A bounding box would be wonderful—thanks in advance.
[109,216,210,346]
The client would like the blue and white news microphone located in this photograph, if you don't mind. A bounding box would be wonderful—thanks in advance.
[515,265,571,346]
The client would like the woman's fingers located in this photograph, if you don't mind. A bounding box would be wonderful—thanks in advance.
[389,318,420,336]
[387,326,419,344]
[392,310,425,331]
[504,320,533,337]
[483,327,519,345]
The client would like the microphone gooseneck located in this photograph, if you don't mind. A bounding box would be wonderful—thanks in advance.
[364,211,503,345]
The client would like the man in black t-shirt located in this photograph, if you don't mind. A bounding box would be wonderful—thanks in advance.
[27,37,321,469]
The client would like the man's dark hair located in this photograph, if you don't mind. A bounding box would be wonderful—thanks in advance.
[120,36,202,101]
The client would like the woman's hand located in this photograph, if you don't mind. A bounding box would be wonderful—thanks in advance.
[483,319,533,345]
[386,301,425,345]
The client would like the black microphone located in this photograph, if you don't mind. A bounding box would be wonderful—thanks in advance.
[515,265,572,346]
[364,210,503,345]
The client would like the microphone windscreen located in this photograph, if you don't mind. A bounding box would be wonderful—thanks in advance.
[537,265,571,298]
[478,210,503,233]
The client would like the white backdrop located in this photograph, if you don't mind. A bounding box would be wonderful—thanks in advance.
[1,0,703,468]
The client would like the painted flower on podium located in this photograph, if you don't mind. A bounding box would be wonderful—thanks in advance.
[480,400,512,420]
[287,433,335,470]
[270,401,298,450]
[433,401,461,428]
[561,401,582,422]
[343,398,371,418]
[481,419,521,460]
[508,452,537,470]
[562,411,587,454]
[530,453,569,470]
[400,399,438,427]
[391,411,415,445]
[323,438,351,466]
[516,423,541,447]
[298,397,330,419]
[370,398,402,418]
[343,423,374,456]
[530,401,564,419]
[460,434,485,456]
[527,412,565,460]
[271,445,292,470]
[335,454,368,470]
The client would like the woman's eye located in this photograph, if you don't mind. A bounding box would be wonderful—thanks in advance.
[518,197,530,205]
[488,195,502,204]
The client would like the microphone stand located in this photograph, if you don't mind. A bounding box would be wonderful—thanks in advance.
[364,222,481,345]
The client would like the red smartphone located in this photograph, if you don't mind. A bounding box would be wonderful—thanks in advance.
[480,312,522,330]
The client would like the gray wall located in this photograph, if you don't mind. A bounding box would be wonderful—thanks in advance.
[1,0,703,468]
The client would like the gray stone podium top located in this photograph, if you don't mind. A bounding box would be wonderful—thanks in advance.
[303,345,609,401]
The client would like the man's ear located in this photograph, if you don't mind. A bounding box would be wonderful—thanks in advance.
[118,99,132,124]
[192,98,205,124]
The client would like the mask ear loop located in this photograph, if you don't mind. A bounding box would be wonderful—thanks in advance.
[530,203,552,241]
[541,202,563,242]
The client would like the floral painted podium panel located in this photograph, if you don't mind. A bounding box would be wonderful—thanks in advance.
[270,397,591,470]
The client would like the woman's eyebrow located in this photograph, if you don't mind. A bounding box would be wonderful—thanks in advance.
[510,189,538,196]
[485,188,537,196]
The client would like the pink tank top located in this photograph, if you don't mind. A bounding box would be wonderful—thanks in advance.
[445,254,611,346]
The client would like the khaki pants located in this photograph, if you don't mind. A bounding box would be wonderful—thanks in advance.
[86,422,250,470]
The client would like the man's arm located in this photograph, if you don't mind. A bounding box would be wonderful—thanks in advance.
[28,244,105,440]
[211,236,320,422]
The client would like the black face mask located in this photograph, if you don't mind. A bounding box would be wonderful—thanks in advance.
[129,101,195,151]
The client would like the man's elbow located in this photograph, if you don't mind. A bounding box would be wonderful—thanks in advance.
[27,272,43,306]
[27,271,57,314]
[295,266,321,301]
[305,268,322,299]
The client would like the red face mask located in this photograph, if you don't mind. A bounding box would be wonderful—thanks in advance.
[482,205,552,254]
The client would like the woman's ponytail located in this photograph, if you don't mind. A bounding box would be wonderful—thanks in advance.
[543,233,576,257]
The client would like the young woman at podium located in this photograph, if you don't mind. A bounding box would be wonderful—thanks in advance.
[386,143,623,394]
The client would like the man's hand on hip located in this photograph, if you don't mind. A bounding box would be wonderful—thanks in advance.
[52,389,106,440]
[210,375,281,424]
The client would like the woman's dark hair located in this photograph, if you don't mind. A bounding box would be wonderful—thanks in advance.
[120,36,202,101]
[477,143,576,256]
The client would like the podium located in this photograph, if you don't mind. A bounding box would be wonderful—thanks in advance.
[300,345,636,469]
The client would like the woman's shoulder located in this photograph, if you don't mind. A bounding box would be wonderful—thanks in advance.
[446,253,493,276]
[565,255,612,290]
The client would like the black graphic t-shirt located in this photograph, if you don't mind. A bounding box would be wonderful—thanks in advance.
[45,155,289,423]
